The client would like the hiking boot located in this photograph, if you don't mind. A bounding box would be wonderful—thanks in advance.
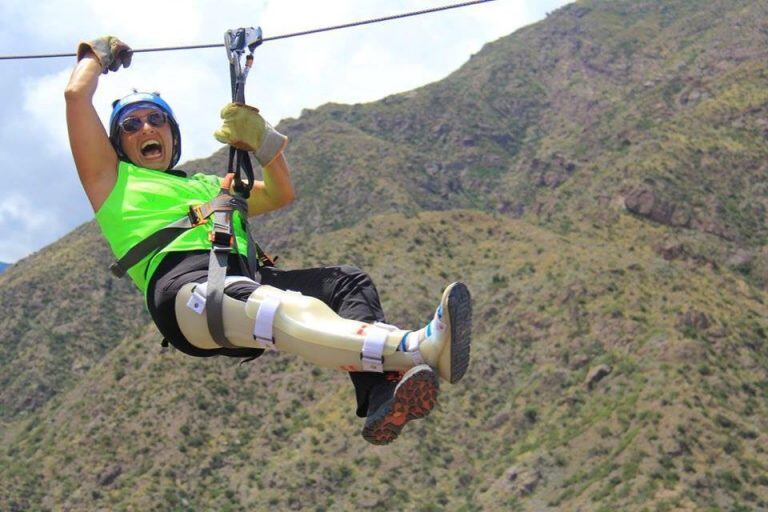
[361,364,439,445]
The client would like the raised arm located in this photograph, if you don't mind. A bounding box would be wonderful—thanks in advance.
[64,37,132,212]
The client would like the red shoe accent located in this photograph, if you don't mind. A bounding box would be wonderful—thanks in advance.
[384,371,404,382]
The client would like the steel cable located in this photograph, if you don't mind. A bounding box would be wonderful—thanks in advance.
[0,0,496,61]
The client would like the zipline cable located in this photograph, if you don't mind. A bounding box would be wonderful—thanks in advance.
[0,0,496,61]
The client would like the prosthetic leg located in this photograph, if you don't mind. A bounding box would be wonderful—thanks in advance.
[175,280,471,383]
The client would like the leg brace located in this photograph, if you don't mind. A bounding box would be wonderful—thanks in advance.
[174,281,471,382]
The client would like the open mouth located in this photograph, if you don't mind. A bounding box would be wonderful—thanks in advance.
[140,139,164,160]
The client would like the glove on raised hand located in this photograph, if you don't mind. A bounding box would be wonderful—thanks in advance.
[76,36,132,74]
[214,103,288,167]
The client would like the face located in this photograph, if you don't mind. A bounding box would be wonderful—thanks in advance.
[118,108,174,170]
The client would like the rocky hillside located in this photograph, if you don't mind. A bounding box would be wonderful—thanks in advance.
[0,223,148,421]
[1,0,766,510]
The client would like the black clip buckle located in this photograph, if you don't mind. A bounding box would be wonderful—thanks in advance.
[109,261,126,278]
[210,230,233,249]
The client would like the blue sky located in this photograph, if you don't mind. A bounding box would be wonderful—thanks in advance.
[0,0,570,263]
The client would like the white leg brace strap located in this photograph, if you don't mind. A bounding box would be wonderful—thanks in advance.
[252,296,281,347]
[361,322,398,372]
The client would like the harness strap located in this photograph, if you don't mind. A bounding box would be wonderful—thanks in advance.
[109,216,192,278]
[109,193,247,278]
[111,28,272,358]
[206,194,238,348]
[109,184,271,352]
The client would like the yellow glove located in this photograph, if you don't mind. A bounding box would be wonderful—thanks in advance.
[214,103,288,167]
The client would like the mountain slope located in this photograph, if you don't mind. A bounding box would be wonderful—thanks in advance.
[0,223,149,420]
[2,211,766,511]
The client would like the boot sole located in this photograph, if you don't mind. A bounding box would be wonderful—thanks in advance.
[447,282,472,384]
[361,365,439,445]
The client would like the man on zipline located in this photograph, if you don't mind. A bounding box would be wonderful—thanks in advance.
[65,36,471,445]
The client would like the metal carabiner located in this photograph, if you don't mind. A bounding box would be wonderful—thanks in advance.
[225,27,263,103]
[225,28,262,72]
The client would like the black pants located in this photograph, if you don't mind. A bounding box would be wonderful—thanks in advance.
[146,250,395,417]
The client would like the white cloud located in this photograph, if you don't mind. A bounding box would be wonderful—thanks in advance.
[0,194,56,231]
[23,68,72,155]
[0,193,67,262]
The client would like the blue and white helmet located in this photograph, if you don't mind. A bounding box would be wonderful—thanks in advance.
[109,91,182,170]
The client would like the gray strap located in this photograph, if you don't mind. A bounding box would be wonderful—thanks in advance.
[192,194,245,221]
[206,206,238,349]
[205,193,256,346]
[227,196,259,280]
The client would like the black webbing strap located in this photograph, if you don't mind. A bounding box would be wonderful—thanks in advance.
[228,147,255,198]
[244,225,260,278]
[110,216,193,278]
[228,51,256,199]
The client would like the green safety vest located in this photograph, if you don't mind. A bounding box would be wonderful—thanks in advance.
[95,161,250,295]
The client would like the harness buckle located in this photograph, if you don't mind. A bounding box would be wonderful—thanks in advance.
[188,205,209,227]
[210,230,233,249]
[109,261,126,278]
